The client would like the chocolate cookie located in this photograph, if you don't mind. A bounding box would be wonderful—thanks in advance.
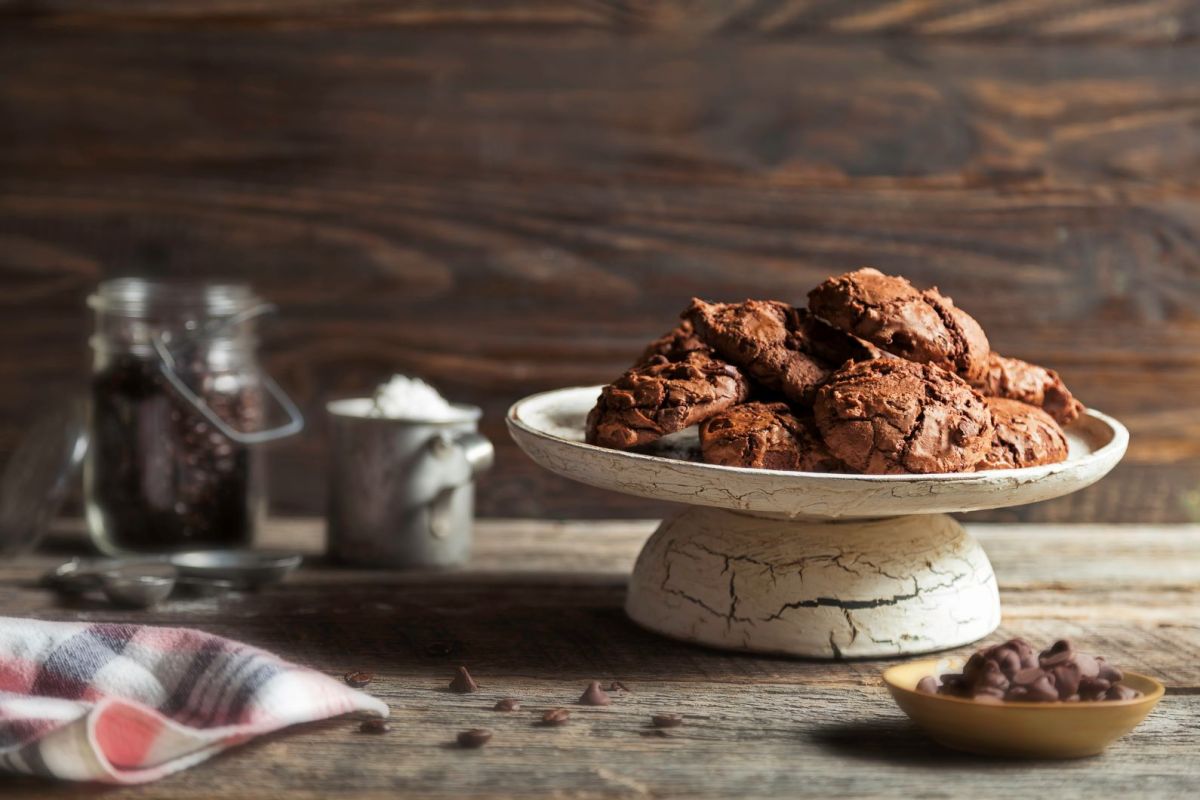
[973,352,1084,426]
[814,359,994,474]
[586,351,750,450]
[699,402,844,472]
[684,299,841,404]
[636,319,709,366]
[977,397,1069,470]
[799,312,886,367]
[807,268,990,382]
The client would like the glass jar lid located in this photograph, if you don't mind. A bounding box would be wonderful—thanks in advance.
[88,279,261,319]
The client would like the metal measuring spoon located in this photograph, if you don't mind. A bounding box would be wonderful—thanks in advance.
[99,563,177,608]
[172,576,236,598]
[168,550,301,589]
[44,549,300,606]
[43,557,164,595]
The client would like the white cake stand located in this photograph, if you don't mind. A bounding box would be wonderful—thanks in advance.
[507,387,1128,659]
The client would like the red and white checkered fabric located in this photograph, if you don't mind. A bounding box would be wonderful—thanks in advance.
[0,616,388,783]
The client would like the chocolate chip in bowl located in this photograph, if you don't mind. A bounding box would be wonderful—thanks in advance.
[883,638,1164,758]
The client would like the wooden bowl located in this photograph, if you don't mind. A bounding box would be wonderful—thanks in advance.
[883,659,1165,758]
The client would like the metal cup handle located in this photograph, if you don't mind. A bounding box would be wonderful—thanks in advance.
[427,430,493,540]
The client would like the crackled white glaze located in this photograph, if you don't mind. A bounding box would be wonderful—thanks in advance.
[506,386,1127,521]
[506,386,1126,657]
[626,508,999,658]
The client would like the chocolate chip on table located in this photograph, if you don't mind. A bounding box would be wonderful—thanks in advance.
[344,671,373,689]
[607,681,631,693]
[494,698,521,712]
[360,719,390,734]
[578,681,612,706]
[449,666,480,693]
[541,708,571,726]
[651,713,683,728]
[456,729,493,749]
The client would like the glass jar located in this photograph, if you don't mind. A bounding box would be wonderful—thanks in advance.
[84,279,302,554]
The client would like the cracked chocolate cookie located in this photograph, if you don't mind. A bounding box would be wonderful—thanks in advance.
[636,319,709,366]
[973,351,1084,426]
[814,359,995,474]
[684,299,867,404]
[586,351,751,450]
[977,397,1069,470]
[799,311,886,368]
[699,402,845,472]
[807,268,990,382]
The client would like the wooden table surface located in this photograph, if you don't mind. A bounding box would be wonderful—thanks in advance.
[5,518,1199,799]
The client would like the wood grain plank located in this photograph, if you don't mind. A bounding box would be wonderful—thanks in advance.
[2,178,1197,520]
[3,26,1199,521]
[5,33,1200,186]
[3,519,1198,798]
[2,0,1198,43]
[11,690,1200,799]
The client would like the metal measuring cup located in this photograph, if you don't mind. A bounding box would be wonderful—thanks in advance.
[325,399,494,568]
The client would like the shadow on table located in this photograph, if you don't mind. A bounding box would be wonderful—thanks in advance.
[811,719,1055,768]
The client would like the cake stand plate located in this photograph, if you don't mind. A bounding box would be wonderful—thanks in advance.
[507,387,1128,659]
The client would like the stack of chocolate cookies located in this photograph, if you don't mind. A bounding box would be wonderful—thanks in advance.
[586,268,1083,475]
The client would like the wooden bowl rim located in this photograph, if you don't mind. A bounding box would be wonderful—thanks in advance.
[883,659,1166,710]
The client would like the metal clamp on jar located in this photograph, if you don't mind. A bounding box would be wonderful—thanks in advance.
[85,279,303,554]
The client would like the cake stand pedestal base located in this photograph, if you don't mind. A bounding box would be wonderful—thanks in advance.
[625,507,1000,659]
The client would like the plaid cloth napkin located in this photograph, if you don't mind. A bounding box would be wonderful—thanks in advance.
[0,616,388,784]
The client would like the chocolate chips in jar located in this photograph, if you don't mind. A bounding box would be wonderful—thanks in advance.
[84,280,296,554]
[89,352,265,551]
[918,638,1142,703]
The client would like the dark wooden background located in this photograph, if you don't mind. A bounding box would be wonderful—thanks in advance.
[2,1,1199,522]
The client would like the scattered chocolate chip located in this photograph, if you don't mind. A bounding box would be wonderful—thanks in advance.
[541,708,571,726]
[607,681,631,693]
[449,666,479,693]
[494,698,521,712]
[344,671,373,688]
[651,713,683,728]
[360,719,390,734]
[425,641,456,657]
[578,681,612,706]
[456,728,493,748]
